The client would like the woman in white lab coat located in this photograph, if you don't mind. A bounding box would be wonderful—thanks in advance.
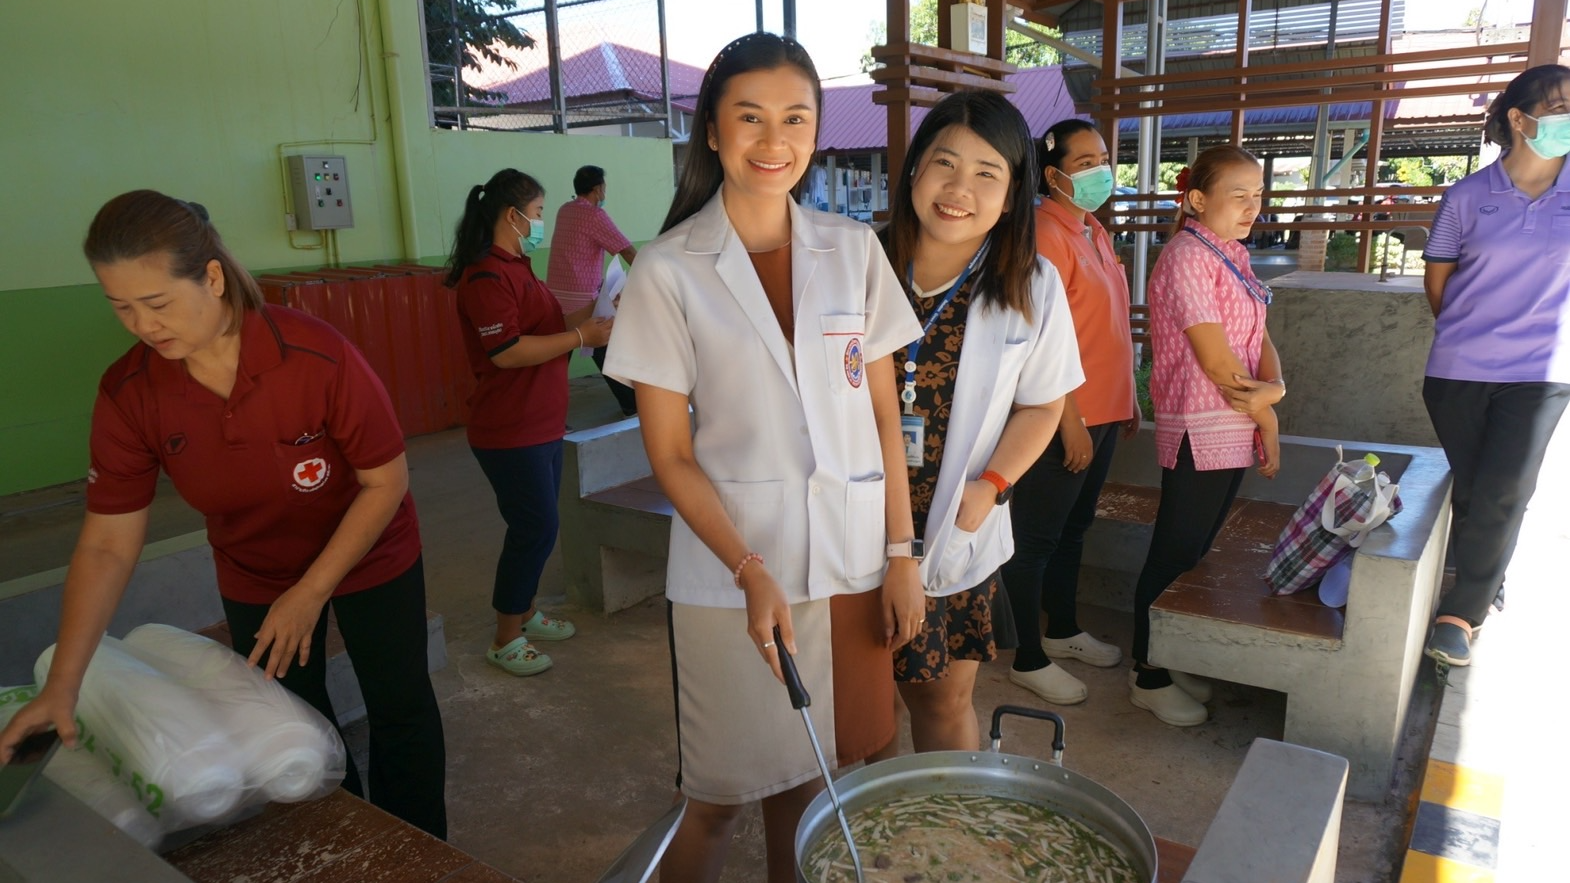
[880,91,1083,753]
[602,33,923,883]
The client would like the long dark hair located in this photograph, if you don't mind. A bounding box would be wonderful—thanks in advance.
[1170,145,1260,240]
[660,33,822,235]
[445,168,544,287]
[84,190,264,335]
[1485,64,1570,147]
[885,90,1040,320]
[1036,118,1098,195]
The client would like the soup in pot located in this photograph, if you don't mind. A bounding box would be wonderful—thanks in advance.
[803,793,1141,883]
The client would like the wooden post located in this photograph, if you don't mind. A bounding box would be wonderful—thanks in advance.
[987,0,1007,60]
[1098,1,1124,191]
[1356,0,1393,273]
[1231,0,1251,144]
[1528,0,1569,67]
[937,0,953,52]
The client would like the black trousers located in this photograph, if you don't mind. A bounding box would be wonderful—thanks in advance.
[1131,436,1245,667]
[471,440,564,616]
[1423,377,1570,627]
[1000,422,1120,671]
[222,557,447,838]
[591,345,638,415]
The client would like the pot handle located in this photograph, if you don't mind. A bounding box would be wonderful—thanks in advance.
[774,625,811,710]
[989,705,1066,766]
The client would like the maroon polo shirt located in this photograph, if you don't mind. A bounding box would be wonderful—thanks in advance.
[86,306,422,605]
[455,245,569,450]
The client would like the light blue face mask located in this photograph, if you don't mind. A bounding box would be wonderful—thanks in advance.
[1052,165,1115,213]
[1522,112,1570,159]
[511,213,547,254]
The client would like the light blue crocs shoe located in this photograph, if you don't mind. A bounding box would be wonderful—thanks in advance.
[486,636,552,676]
[521,609,576,642]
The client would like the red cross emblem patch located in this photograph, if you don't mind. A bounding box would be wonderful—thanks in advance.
[292,457,330,493]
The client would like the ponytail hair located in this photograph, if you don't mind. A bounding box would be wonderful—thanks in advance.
[1170,145,1259,240]
[83,190,263,335]
[445,168,544,287]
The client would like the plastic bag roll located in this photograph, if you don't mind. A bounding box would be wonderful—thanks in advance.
[0,686,164,849]
[121,624,345,803]
[34,640,247,827]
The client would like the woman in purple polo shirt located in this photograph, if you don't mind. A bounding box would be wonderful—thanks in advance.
[1421,65,1570,666]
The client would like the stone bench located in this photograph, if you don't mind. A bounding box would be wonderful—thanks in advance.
[559,418,673,614]
[0,530,447,727]
[1080,428,1451,801]
[1183,738,1349,883]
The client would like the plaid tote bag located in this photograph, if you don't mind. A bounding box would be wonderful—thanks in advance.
[1266,447,1402,596]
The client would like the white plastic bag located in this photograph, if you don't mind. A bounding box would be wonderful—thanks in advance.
[34,639,249,827]
[121,624,345,802]
[0,685,164,848]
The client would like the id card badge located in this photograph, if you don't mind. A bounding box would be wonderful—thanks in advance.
[900,414,925,468]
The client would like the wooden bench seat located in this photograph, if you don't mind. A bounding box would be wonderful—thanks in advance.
[165,789,518,883]
[1096,483,1345,644]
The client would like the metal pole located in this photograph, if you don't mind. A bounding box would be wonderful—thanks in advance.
[544,0,567,133]
[757,0,765,32]
[449,0,466,129]
[783,0,796,39]
[658,0,672,139]
[1132,1,1160,310]
[1311,0,1341,188]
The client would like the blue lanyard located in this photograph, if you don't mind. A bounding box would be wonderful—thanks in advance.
[902,246,986,412]
[1183,228,1272,305]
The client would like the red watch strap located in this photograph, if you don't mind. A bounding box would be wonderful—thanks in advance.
[979,470,1010,495]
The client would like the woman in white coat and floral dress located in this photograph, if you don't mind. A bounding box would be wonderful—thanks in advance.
[879,92,1084,753]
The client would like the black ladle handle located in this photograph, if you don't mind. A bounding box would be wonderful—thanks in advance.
[990,705,1066,760]
[774,625,811,710]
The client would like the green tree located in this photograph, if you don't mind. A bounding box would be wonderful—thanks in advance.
[424,0,537,107]
[861,0,1060,72]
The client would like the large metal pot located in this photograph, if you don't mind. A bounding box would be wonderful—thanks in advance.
[794,706,1157,883]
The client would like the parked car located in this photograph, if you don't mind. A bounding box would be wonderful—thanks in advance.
[1112,186,1179,242]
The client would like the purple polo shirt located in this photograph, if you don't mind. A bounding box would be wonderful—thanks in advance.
[1423,157,1570,383]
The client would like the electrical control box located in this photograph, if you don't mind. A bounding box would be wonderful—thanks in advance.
[286,155,353,230]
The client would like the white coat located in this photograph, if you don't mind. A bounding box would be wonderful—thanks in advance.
[919,256,1084,596]
[605,189,922,608]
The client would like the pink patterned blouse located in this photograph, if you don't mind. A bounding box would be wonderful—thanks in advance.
[1147,221,1268,471]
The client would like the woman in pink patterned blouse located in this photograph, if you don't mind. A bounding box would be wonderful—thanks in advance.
[1129,145,1285,727]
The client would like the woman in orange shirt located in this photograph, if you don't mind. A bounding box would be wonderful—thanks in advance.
[1000,119,1140,705]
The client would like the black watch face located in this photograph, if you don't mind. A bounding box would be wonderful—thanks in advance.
[911,538,925,560]
[997,485,1014,504]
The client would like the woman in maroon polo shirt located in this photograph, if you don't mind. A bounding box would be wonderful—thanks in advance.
[0,190,447,838]
[446,168,613,677]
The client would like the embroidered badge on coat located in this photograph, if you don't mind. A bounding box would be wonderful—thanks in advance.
[844,337,865,388]
[293,457,330,493]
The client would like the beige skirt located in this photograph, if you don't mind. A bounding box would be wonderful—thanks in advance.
[670,599,834,805]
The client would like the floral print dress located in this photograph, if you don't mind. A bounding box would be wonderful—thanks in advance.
[891,276,1018,683]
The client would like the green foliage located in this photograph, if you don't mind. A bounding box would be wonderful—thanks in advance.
[1325,232,1360,271]
[424,0,537,107]
[1380,155,1472,187]
[862,0,1060,73]
[1134,357,1154,422]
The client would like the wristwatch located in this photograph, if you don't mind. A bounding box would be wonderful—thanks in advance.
[886,539,925,561]
[980,470,1014,505]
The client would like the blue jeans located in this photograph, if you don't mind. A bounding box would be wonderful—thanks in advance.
[471,440,564,615]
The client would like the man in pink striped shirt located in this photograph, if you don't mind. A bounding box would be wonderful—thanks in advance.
[547,166,639,414]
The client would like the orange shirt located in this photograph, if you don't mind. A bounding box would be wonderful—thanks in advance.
[1033,199,1136,427]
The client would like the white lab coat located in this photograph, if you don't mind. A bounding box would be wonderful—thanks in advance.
[605,189,922,608]
[920,257,1084,596]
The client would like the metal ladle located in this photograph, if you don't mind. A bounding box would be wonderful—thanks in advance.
[774,625,864,883]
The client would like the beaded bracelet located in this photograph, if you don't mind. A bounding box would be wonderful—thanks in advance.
[733,552,764,588]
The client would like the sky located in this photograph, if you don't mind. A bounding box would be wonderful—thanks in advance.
[661,0,1544,81]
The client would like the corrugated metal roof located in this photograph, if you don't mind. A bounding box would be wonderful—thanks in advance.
[817,66,1080,153]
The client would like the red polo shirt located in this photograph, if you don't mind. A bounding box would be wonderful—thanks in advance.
[86,306,422,605]
[455,245,569,449]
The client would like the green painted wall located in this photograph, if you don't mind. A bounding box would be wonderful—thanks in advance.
[0,0,673,497]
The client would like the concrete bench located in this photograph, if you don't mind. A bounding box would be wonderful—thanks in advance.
[559,418,673,613]
[1183,738,1349,883]
[0,530,447,727]
[1080,428,1451,800]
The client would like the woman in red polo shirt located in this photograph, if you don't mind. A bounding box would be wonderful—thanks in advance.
[446,168,613,677]
[0,190,446,837]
